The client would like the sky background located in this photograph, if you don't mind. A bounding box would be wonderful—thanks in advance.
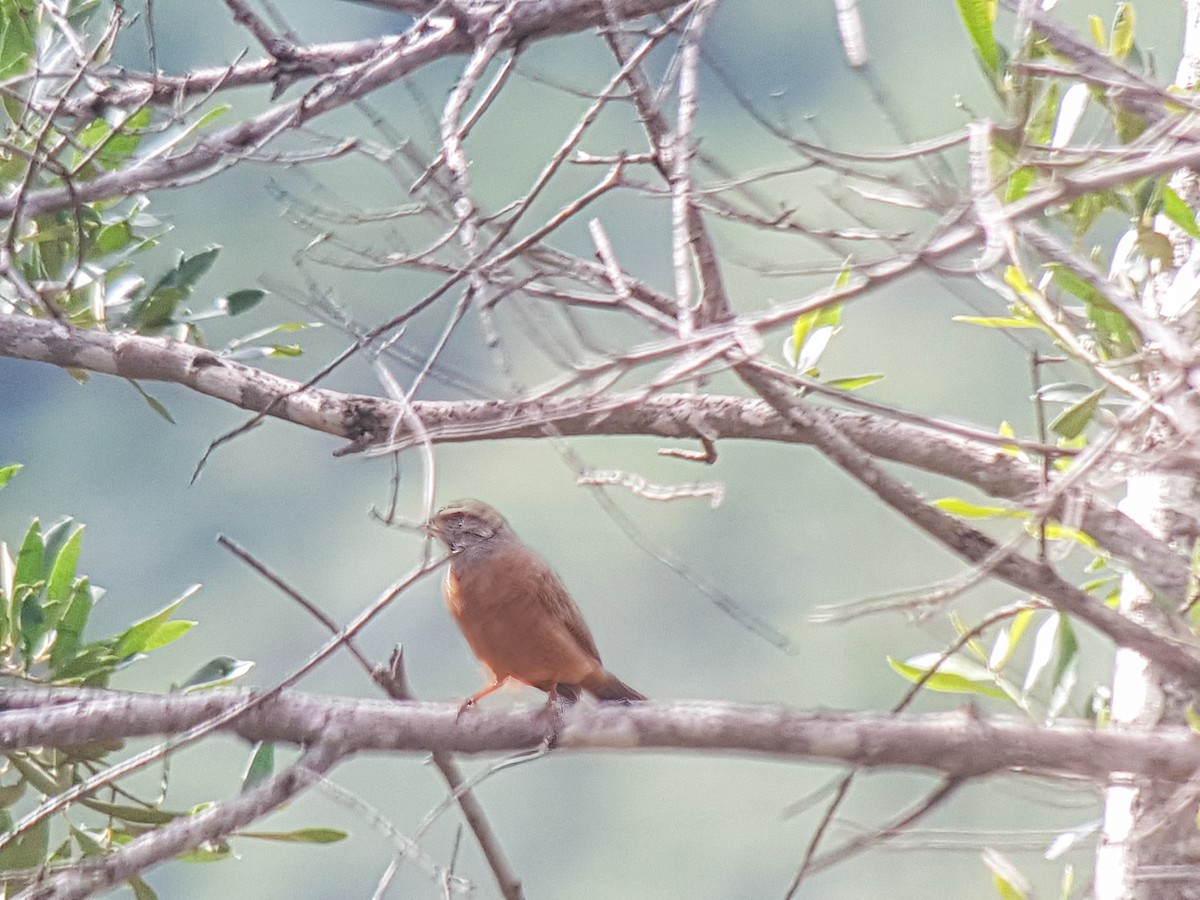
[0,1,1184,897]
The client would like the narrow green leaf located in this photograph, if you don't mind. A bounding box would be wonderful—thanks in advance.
[1110,3,1134,60]
[0,464,21,489]
[1031,522,1099,550]
[241,742,274,793]
[238,827,348,844]
[80,798,181,825]
[49,580,93,672]
[887,656,1009,699]
[1052,617,1079,689]
[13,519,44,589]
[45,526,83,604]
[113,586,198,658]
[1049,388,1104,439]
[984,848,1031,900]
[953,316,1041,329]
[1162,186,1200,239]
[933,498,1027,519]
[955,0,999,73]
[125,380,175,424]
[823,374,883,391]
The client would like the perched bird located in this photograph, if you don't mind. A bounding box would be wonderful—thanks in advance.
[426,499,646,711]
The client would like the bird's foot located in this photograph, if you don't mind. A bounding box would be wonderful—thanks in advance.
[455,697,477,722]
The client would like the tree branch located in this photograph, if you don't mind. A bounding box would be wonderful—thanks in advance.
[1,689,1199,782]
[1,313,1187,600]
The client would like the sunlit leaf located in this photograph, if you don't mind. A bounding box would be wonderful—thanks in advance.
[933,498,1027,519]
[888,655,1009,699]
[955,0,999,74]
[1161,186,1200,239]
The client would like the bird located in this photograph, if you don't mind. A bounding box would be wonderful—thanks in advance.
[425,499,646,712]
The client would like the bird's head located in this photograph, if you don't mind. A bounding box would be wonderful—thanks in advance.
[426,499,511,554]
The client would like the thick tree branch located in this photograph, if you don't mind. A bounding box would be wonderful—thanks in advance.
[2,689,1200,782]
[0,313,1187,599]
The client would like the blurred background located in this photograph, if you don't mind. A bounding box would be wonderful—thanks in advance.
[0,1,1183,896]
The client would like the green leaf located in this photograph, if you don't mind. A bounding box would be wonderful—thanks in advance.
[1004,166,1035,202]
[45,526,83,604]
[824,374,883,391]
[1161,187,1200,239]
[1032,522,1099,551]
[0,464,21,489]
[241,742,274,793]
[1049,388,1104,439]
[49,579,94,672]
[0,811,49,870]
[13,519,44,590]
[953,315,1041,329]
[887,655,1009,699]
[1051,616,1079,689]
[113,586,199,658]
[125,380,175,424]
[955,0,999,74]
[96,108,152,170]
[79,799,181,825]
[1110,3,1134,61]
[223,289,265,315]
[0,3,36,79]
[989,607,1035,671]
[139,619,195,653]
[933,498,1027,519]
[50,642,119,683]
[128,876,158,900]
[94,222,133,255]
[179,656,254,692]
[785,302,842,371]
[238,827,348,844]
[984,848,1031,900]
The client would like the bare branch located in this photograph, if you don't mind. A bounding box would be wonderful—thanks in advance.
[1,689,1199,783]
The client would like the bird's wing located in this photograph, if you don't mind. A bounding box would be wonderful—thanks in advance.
[536,565,602,663]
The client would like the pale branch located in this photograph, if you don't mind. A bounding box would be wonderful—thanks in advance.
[5,0,686,220]
[20,741,346,900]
[1,688,1199,782]
[0,313,1187,599]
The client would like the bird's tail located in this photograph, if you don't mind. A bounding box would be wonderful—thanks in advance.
[582,669,647,703]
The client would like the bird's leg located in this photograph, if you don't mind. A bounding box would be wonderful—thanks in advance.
[538,683,576,749]
[457,676,509,720]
